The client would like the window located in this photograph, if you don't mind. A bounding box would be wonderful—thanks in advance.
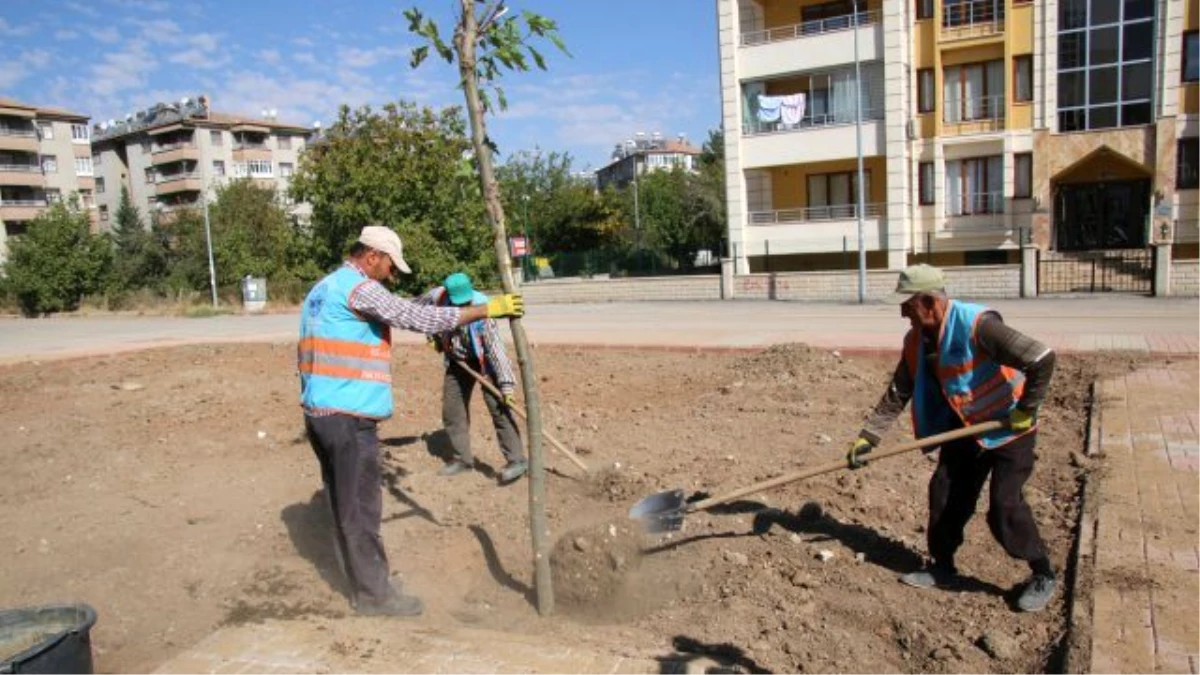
[1179,137,1199,190]
[99,205,109,222]
[1014,153,1032,198]
[71,124,89,142]
[279,162,294,178]
[210,129,223,146]
[1185,31,1199,83]
[1014,55,1033,102]
[916,0,933,20]
[944,156,1003,215]
[79,190,94,208]
[41,155,57,173]
[212,160,225,176]
[918,161,935,204]
[233,162,248,178]
[95,177,106,194]
[806,170,870,218]
[917,68,935,113]
[1057,0,1155,131]
[140,139,151,154]
[92,152,102,167]
[45,188,61,204]
[145,167,156,184]
[247,159,273,177]
[943,60,1005,122]
[277,135,292,150]
[75,157,93,176]
[38,123,53,140]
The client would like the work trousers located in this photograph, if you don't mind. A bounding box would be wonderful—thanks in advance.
[927,430,1049,568]
[305,413,392,606]
[442,362,524,466]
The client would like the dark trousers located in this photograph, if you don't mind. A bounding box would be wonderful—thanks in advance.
[305,414,391,606]
[442,363,524,465]
[927,430,1049,569]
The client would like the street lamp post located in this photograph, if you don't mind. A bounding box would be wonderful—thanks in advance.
[521,194,531,281]
[852,0,867,304]
[202,189,217,307]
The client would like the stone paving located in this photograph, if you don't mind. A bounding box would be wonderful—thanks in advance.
[1085,365,1199,674]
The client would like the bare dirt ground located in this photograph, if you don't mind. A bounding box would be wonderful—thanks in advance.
[0,342,1167,673]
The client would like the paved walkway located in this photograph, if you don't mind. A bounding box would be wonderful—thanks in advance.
[1086,366,1199,674]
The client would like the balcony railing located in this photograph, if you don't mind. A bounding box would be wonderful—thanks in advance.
[0,126,37,138]
[943,94,1005,130]
[0,164,42,172]
[947,191,1004,215]
[744,106,884,135]
[153,142,197,153]
[741,10,880,46]
[750,203,886,225]
[942,0,1004,34]
[155,172,202,184]
[233,142,268,150]
[0,199,48,207]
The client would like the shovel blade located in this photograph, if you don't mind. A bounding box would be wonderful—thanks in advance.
[629,488,687,534]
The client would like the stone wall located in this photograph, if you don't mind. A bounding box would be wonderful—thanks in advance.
[1172,260,1199,297]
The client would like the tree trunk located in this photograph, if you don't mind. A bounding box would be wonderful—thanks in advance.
[454,0,553,616]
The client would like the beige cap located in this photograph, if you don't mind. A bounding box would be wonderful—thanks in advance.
[890,263,945,303]
[357,225,411,274]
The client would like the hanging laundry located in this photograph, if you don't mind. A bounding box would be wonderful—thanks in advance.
[756,95,783,123]
[780,93,806,126]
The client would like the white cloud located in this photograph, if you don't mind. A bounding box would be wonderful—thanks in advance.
[258,49,282,65]
[108,0,170,11]
[87,39,155,98]
[336,46,405,69]
[0,63,27,89]
[0,17,34,36]
[54,29,80,40]
[90,26,121,43]
[212,70,393,128]
[293,36,315,47]
[167,48,231,70]
[20,49,53,69]
[294,52,317,65]
[65,1,100,18]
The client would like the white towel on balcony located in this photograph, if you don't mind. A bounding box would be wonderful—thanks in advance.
[780,94,806,125]
[756,95,783,123]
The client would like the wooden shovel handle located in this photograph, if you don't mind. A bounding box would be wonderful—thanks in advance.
[450,359,590,473]
[688,421,1005,513]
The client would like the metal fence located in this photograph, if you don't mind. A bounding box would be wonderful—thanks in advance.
[1037,248,1155,294]
[740,10,880,46]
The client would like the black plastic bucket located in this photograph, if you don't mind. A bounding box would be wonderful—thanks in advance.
[0,605,98,674]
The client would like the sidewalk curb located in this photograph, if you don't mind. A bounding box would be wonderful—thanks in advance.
[1063,380,1102,673]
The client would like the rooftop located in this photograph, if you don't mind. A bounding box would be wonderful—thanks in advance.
[0,96,90,122]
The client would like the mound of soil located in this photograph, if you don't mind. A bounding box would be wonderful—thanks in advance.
[550,520,643,611]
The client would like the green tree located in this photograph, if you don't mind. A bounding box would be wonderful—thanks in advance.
[289,102,492,293]
[111,185,157,290]
[496,150,621,254]
[2,199,114,316]
[407,0,569,614]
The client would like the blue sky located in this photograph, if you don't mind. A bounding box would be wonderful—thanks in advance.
[1,0,720,171]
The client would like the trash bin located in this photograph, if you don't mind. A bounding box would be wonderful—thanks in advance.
[0,604,98,674]
[241,276,267,314]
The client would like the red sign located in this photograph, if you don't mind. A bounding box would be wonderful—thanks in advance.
[510,236,528,257]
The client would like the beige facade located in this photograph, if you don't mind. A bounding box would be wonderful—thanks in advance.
[91,95,313,231]
[595,135,701,191]
[0,97,94,263]
[718,0,1199,274]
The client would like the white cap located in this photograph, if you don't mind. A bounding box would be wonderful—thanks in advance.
[357,225,411,274]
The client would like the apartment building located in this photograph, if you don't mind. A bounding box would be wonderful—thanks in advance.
[90,95,313,229]
[595,132,701,191]
[718,0,1199,280]
[0,97,95,262]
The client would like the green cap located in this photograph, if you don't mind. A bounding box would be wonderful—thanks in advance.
[890,264,945,303]
[444,272,475,305]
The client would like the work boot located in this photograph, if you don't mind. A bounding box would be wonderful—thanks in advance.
[439,459,472,476]
[355,591,423,618]
[499,459,528,484]
[899,563,958,589]
[1017,573,1057,612]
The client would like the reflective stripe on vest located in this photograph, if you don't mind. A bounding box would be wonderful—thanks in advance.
[904,300,1030,449]
[298,266,394,419]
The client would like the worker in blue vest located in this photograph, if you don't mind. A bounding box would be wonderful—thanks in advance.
[421,272,527,484]
[845,264,1058,613]
[298,225,524,618]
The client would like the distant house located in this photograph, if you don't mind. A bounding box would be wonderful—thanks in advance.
[595,132,701,191]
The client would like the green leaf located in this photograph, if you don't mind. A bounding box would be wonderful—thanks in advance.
[410,45,429,68]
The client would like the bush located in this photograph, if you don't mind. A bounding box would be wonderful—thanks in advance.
[2,201,115,316]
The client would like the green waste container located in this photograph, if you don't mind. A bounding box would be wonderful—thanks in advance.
[0,604,98,674]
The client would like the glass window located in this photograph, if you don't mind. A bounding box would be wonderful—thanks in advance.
[1185,31,1199,83]
[1088,67,1119,104]
[1091,0,1119,25]
[45,188,61,203]
[95,177,105,194]
[41,155,57,173]
[38,122,53,140]
[1059,109,1087,132]
[1014,153,1032,198]
[99,205,109,221]
[916,0,933,20]
[277,135,292,150]
[210,130,223,146]
[1014,56,1033,102]
[1120,102,1151,126]
[1060,0,1087,30]
[71,124,89,141]
[1059,32,1087,69]
[279,162,294,178]
[1121,62,1152,100]
[918,162,934,204]
[1178,137,1198,190]
[75,157,93,176]
[1089,105,1118,129]
[1122,21,1152,61]
[1089,26,1120,65]
[1059,71,1086,107]
[1123,0,1153,20]
[212,160,225,176]
[918,68,935,112]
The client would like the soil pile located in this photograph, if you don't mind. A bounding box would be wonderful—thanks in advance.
[550,520,643,612]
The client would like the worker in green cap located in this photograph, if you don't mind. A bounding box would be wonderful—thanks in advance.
[420,272,527,484]
[844,264,1059,613]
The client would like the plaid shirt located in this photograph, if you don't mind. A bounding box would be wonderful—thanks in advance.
[417,287,518,396]
[344,262,461,334]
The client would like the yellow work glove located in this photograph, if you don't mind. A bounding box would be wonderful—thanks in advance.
[845,436,875,470]
[426,336,441,352]
[501,393,517,409]
[487,293,525,319]
[1009,407,1036,432]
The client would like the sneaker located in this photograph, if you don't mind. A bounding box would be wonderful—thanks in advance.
[438,460,472,476]
[499,460,528,484]
[1017,573,1057,612]
[355,592,424,618]
[900,564,958,589]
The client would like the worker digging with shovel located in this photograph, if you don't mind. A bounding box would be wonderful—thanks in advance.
[845,264,1058,612]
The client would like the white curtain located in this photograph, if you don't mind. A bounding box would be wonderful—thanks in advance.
[808,175,828,209]
[831,70,858,123]
[944,66,960,123]
[963,64,984,120]
[945,160,963,215]
[986,60,1004,118]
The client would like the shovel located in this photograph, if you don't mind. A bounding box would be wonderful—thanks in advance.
[448,358,590,474]
[629,421,1004,534]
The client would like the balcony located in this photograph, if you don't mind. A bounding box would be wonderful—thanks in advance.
[943,94,1005,135]
[0,125,39,153]
[750,202,886,224]
[739,11,882,79]
[151,142,200,165]
[743,204,889,255]
[941,0,1004,41]
[946,192,1005,221]
[233,142,271,162]
[0,198,48,222]
[155,172,203,195]
[0,163,45,187]
[741,105,885,168]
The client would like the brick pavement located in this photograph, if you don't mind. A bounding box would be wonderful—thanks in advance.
[1085,365,1200,674]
